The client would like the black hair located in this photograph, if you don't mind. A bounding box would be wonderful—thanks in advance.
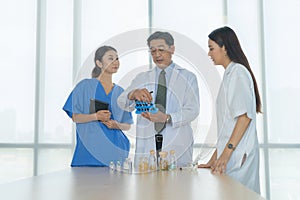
[91,45,117,78]
[209,26,262,113]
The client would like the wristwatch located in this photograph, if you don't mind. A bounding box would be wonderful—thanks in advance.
[166,114,172,124]
[227,143,236,151]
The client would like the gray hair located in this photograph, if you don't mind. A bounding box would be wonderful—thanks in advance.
[147,31,174,47]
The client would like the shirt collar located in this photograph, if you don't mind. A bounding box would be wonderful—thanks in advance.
[225,61,235,75]
[156,61,174,75]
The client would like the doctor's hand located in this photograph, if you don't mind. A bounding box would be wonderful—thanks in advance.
[128,88,153,102]
[96,110,111,122]
[210,149,232,175]
[141,111,167,123]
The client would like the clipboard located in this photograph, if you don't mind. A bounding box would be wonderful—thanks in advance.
[89,98,109,113]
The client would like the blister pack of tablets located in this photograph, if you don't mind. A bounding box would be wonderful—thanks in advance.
[135,100,158,114]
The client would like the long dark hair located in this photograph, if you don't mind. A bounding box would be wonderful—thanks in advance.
[209,26,262,113]
[91,45,117,78]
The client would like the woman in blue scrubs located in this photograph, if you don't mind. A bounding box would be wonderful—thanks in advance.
[63,46,133,167]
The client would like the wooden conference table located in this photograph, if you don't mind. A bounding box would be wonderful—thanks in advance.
[0,167,264,200]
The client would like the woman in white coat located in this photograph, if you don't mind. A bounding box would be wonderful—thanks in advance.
[198,26,262,194]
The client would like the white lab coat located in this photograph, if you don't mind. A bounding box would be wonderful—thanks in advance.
[216,62,260,194]
[118,63,200,167]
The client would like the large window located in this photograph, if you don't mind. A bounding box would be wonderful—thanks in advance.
[0,0,36,143]
[0,1,300,199]
[264,0,300,199]
[0,0,36,183]
[41,0,73,144]
[264,0,300,143]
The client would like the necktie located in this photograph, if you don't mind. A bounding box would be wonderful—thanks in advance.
[155,69,166,133]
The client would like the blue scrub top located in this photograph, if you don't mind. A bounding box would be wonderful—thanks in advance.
[63,78,133,167]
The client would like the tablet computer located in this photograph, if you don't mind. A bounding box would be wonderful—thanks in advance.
[89,98,109,113]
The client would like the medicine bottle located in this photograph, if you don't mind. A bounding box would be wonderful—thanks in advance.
[123,158,132,173]
[169,150,177,170]
[116,161,122,171]
[148,150,157,171]
[159,151,169,171]
[138,156,149,172]
[109,161,115,171]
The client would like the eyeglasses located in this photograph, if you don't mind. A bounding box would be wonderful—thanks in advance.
[148,47,170,55]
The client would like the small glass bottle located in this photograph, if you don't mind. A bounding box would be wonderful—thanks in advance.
[116,160,122,171]
[168,150,177,170]
[148,150,157,171]
[143,156,149,172]
[123,158,129,172]
[127,158,132,173]
[109,161,115,171]
[138,156,145,173]
[159,151,169,171]
[123,158,132,173]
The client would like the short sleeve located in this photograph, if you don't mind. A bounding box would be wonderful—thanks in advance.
[62,80,90,118]
[227,70,254,119]
[62,91,73,118]
[71,83,86,114]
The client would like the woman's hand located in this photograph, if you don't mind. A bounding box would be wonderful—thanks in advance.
[210,149,232,174]
[102,120,120,129]
[209,113,250,174]
[96,110,111,122]
[198,161,214,168]
[198,149,217,168]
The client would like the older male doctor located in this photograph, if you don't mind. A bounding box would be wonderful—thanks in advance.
[118,31,200,167]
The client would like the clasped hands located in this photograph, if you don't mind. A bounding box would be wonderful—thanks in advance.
[95,110,119,129]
